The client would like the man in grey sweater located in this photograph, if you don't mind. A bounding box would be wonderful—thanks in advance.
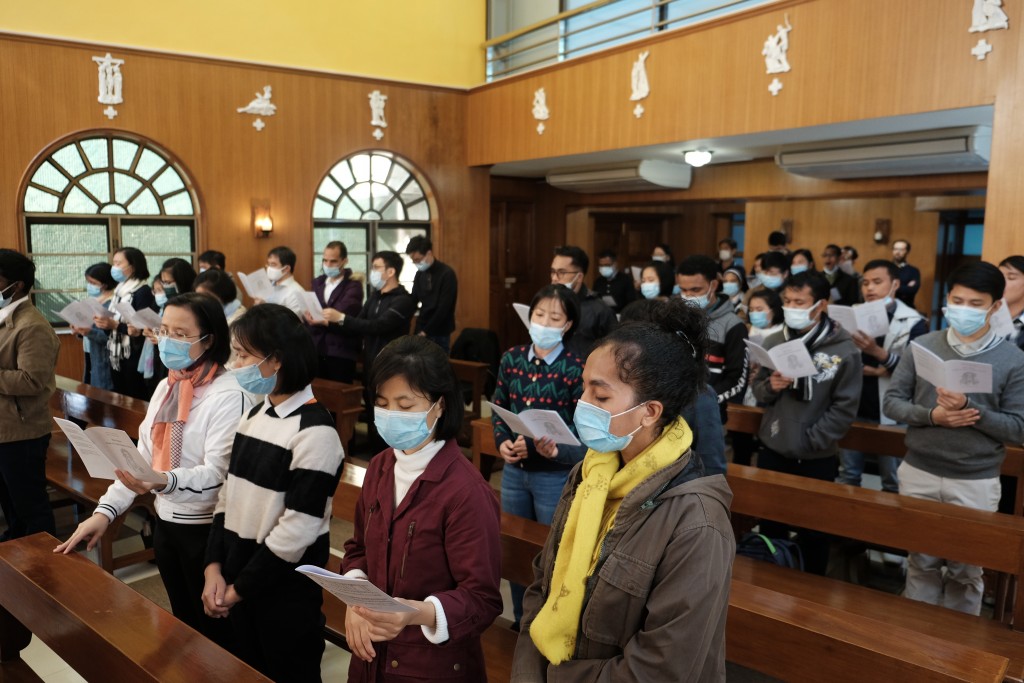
[884,262,1024,615]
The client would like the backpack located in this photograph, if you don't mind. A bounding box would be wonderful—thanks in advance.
[736,532,804,571]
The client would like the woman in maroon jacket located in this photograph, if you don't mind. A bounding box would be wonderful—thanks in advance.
[342,335,503,682]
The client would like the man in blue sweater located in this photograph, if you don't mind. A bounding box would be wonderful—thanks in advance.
[884,262,1024,615]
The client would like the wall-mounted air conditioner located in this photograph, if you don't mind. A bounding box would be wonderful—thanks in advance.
[775,127,991,180]
[546,160,693,193]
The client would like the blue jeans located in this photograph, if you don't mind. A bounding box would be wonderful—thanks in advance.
[501,465,570,625]
[837,449,900,493]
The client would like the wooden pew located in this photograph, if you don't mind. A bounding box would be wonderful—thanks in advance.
[449,359,490,451]
[0,532,270,682]
[324,461,547,683]
[311,377,363,447]
[48,376,157,572]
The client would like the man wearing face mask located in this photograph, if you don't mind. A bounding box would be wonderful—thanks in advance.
[305,241,363,383]
[752,270,862,575]
[884,262,1024,615]
[0,249,60,541]
[837,260,927,493]
[405,235,458,353]
[717,238,743,274]
[821,244,860,306]
[592,249,636,313]
[677,255,748,423]
[262,246,306,318]
[549,246,616,358]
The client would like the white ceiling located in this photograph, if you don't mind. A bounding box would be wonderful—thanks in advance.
[489,105,994,177]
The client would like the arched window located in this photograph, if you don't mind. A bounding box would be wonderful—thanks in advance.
[312,151,432,290]
[21,133,199,323]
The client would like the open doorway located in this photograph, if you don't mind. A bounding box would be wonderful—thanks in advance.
[931,209,984,328]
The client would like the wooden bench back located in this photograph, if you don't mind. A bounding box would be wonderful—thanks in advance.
[310,377,363,446]
[53,376,148,435]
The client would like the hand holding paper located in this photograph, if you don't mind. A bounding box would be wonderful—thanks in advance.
[296,565,417,613]
[54,418,164,484]
[829,299,889,338]
[910,342,993,393]
[487,402,581,446]
[743,338,818,379]
[238,269,274,302]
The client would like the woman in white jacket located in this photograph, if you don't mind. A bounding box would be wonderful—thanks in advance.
[56,292,252,645]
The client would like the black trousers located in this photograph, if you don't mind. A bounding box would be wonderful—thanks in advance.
[316,355,356,384]
[227,573,325,682]
[153,518,233,649]
[0,434,56,541]
[757,447,837,575]
[730,431,758,466]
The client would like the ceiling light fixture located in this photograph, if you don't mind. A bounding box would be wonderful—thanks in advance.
[683,149,713,167]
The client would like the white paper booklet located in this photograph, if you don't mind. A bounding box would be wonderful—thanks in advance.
[990,299,1015,340]
[486,402,581,446]
[112,302,162,330]
[910,342,993,394]
[512,303,531,331]
[57,301,100,328]
[743,338,818,379]
[53,418,164,484]
[829,299,889,338]
[238,269,274,301]
[630,266,642,282]
[296,565,417,613]
[302,292,325,321]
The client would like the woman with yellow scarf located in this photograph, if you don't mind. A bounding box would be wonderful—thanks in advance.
[511,297,735,682]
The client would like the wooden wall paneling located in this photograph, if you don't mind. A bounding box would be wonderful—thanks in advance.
[0,34,490,334]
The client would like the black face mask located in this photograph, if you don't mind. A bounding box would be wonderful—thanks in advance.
[163,285,178,298]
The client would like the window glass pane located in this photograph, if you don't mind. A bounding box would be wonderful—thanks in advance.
[126,189,160,215]
[313,198,335,219]
[399,183,425,207]
[349,182,372,213]
[350,154,371,183]
[152,166,186,196]
[28,222,108,254]
[79,138,109,171]
[24,187,60,213]
[112,139,139,170]
[121,223,193,256]
[135,148,166,180]
[370,183,394,210]
[338,196,362,219]
[564,1,653,58]
[330,161,355,189]
[370,155,392,183]
[34,291,88,325]
[386,165,410,191]
[64,186,99,214]
[406,200,429,220]
[52,143,86,177]
[34,254,104,293]
[313,224,369,280]
[79,173,111,204]
[318,176,342,202]
[377,225,428,292]
[114,172,143,204]
[381,200,406,220]
[30,161,69,193]
[964,224,984,256]
[100,204,127,214]
[162,192,194,216]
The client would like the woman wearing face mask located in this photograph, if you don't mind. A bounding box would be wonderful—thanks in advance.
[202,304,344,682]
[70,263,117,390]
[735,289,784,466]
[93,247,156,400]
[722,267,748,315]
[492,284,586,630]
[342,336,502,682]
[650,243,675,271]
[639,261,674,301]
[512,297,734,682]
[789,249,816,276]
[193,268,247,325]
[137,259,199,391]
[56,293,252,647]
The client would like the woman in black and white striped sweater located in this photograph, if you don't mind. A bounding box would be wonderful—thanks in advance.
[203,304,344,683]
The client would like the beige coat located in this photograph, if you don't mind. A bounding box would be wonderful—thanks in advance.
[512,449,734,683]
[0,302,59,442]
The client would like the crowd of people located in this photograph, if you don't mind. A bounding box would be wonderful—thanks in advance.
[1,223,1023,680]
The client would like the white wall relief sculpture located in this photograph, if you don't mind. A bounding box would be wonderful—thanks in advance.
[630,51,650,118]
[369,90,388,139]
[237,85,277,131]
[533,87,550,134]
[970,0,1009,32]
[762,15,792,74]
[93,53,124,120]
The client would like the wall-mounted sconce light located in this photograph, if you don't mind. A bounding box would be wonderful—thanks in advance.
[683,149,713,167]
[874,218,891,244]
[252,199,273,238]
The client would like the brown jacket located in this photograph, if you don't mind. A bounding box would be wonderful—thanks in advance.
[512,450,734,683]
[0,301,59,442]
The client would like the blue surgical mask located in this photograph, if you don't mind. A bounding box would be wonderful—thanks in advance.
[652,255,667,263]
[761,274,783,290]
[783,301,820,330]
[671,284,681,297]
[883,296,894,307]
[369,270,385,290]
[415,261,430,273]
[748,274,761,289]
[722,282,740,297]
[683,287,712,310]
[155,293,168,308]
[86,283,103,298]
[323,264,341,279]
[530,322,564,349]
[375,401,439,451]
[0,283,16,309]
[790,264,809,275]
[110,266,127,283]
[944,304,991,337]
[157,334,208,371]
[749,311,770,329]
[640,282,661,300]
[573,400,646,453]
[598,266,615,279]
[231,357,278,394]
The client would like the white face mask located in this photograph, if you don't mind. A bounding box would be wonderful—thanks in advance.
[266,266,284,283]
[719,249,733,261]
[651,255,667,263]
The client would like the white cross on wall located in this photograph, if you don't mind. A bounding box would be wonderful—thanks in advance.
[768,78,784,96]
[971,39,993,61]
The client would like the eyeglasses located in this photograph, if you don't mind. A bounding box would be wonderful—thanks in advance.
[550,269,581,279]
[157,328,205,342]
